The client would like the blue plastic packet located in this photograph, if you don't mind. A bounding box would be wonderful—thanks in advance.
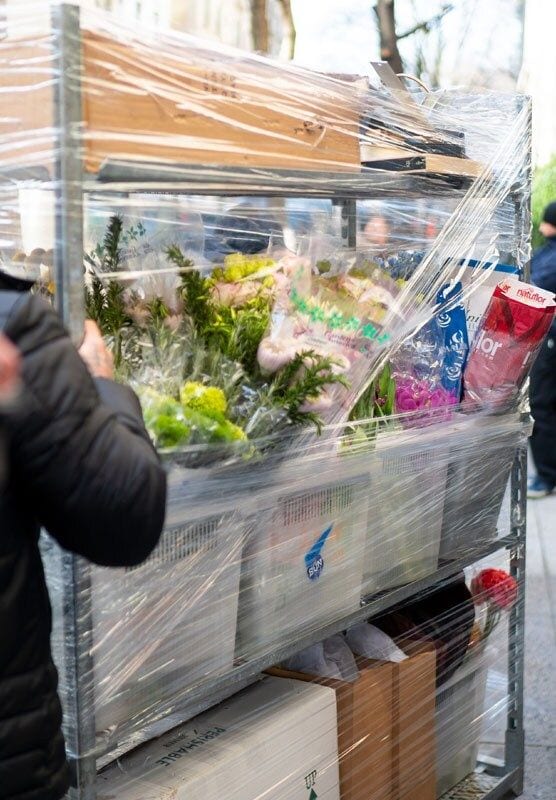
[436,281,469,399]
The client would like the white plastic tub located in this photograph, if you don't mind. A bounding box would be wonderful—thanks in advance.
[236,465,368,659]
[439,415,525,562]
[362,431,447,596]
[45,473,244,744]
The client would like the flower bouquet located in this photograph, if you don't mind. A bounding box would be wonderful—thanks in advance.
[85,216,353,466]
[468,567,518,651]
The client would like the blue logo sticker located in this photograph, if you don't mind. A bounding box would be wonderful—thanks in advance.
[304,524,333,581]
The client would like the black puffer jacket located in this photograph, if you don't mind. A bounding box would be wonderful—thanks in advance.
[0,291,167,800]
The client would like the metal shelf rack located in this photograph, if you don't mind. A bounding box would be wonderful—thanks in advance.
[7,4,531,799]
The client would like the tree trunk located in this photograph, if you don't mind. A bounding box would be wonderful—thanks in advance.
[276,0,296,59]
[374,0,404,75]
[250,0,270,53]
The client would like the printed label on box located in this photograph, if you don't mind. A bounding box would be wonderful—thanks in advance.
[304,524,333,581]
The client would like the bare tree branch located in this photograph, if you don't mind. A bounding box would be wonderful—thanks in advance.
[250,0,270,53]
[397,3,454,41]
[374,0,404,74]
[276,0,296,59]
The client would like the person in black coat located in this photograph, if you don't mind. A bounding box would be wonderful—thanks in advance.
[528,201,556,498]
[0,275,167,800]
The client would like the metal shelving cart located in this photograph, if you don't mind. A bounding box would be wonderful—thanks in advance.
[1,5,531,799]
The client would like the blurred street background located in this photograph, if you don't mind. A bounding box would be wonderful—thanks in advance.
[519,493,556,799]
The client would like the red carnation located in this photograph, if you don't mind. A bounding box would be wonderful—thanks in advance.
[471,568,518,610]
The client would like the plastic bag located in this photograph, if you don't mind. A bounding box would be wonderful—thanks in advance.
[281,635,359,683]
[344,623,408,663]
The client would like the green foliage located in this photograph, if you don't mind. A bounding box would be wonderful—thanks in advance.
[84,214,124,274]
[145,296,171,326]
[85,277,131,337]
[213,252,275,282]
[344,363,397,450]
[168,245,213,332]
[271,350,349,433]
[349,362,396,423]
[206,299,271,375]
[84,275,134,370]
[532,155,556,249]
[84,215,134,370]
[149,414,191,448]
[180,382,228,418]
[168,245,272,375]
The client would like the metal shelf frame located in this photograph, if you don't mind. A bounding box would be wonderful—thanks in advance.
[19,4,532,798]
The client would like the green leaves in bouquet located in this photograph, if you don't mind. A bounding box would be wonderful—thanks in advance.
[167,245,212,329]
[208,299,271,376]
[84,276,134,370]
[84,215,135,370]
[271,350,349,434]
[167,244,271,376]
[85,277,132,337]
[345,362,396,449]
[84,214,124,275]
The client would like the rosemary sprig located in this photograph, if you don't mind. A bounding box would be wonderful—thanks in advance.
[101,215,124,273]
[166,245,213,332]
[272,350,349,433]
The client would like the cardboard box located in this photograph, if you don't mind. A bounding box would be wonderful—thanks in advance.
[269,662,393,800]
[97,676,341,800]
[393,646,437,800]
[0,37,55,170]
[269,646,436,800]
[0,29,362,175]
[82,31,362,174]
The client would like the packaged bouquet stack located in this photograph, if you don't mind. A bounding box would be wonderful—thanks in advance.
[0,3,546,798]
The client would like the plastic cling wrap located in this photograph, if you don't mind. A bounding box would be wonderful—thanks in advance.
[0,3,539,799]
[93,558,520,800]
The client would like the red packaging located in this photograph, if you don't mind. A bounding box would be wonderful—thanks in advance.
[463,278,556,409]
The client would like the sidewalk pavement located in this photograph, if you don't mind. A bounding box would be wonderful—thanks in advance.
[516,493,556,798]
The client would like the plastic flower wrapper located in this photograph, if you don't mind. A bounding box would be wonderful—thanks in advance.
[129,317,338,465]
[469,568,518,647]
[125,325,250,466]
[139,381,250,468]
[434,280,469,397]
[167,246,350,436]
[84,214,188,372]
[257,255,398,429]
[391,303,462,428]
[315,256,404,330]
[85,201,204,278]
[463,277,556,412]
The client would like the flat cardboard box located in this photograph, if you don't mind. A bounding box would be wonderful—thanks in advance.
[82,31,362,173]
[360,144,485,178]
[0,36,55,170]
[97,676,340,800]
[269,645,436,800]
[0,29,362,175]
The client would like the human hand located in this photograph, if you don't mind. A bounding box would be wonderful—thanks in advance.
[0,333,21,407]
[79,321,114,380]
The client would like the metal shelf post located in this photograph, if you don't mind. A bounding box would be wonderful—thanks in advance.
[52,5,97,799]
